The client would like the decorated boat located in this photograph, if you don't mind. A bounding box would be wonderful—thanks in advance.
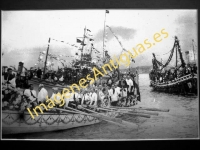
[2,109,119,134]
[149,36,197,94]
[25,10,138,97]
[26,26,120,95]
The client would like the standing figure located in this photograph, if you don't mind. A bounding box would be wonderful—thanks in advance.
[37,84,48,104]
[37,68,42,79]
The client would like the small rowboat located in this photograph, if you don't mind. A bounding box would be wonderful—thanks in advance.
[2,109,119,134]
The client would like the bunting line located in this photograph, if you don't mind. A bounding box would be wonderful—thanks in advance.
[106,25,126,51]
[52,38,80,49]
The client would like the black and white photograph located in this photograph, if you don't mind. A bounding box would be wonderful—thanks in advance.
[1,9,198,140]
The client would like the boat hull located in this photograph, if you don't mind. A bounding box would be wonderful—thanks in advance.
[2,110,119,135]
[150,73,198,94]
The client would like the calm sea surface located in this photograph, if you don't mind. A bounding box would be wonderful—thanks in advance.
[3,74,199,140]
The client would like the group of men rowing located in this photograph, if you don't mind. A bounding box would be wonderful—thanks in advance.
[2,67,140,112]
[37,73,140,111]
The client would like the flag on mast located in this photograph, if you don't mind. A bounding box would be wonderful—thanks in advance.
[106,10,109,13]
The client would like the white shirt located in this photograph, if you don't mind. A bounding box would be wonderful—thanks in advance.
[9,77,16,88]
[126,79,133,92]
[89,92,97,106]
[81,93,90,105]
[37,87,48,103]
[121,87,128,97]
[98,90,105,101]
[108,89,113,97]
[77,93,83,99]
[24,89,37,102]
[110,87,121,102]
[64,92,74,107]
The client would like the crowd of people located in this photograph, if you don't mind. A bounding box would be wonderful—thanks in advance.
[149,63,197,83]
[2,67,140,112]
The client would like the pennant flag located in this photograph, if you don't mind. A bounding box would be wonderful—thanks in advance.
[77,38,82,43]
[90,39,94,41]
[48,38,51,43]
[81,43,87,46]
[106,10,109,13]
[61,41,64,42]
[87,29,91,32]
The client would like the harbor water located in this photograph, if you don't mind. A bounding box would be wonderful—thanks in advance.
[2,74,199,140]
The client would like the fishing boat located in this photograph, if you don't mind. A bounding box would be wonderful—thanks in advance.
[149,36,198,94]
[2,109,120,134]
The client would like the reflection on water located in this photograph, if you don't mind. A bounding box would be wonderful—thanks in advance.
[2,74,199,140]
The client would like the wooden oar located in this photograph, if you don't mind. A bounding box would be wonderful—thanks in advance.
[81,106,138,128]
[137,107,170,112]
[106,107,159,116]
[110,106,169,112]
[64,106,137,128]
[55,107,125,127]
[98,107,151,118]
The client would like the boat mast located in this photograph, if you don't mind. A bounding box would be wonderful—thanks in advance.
[81,27,86,61]
[43,37,50,78]
[103,10,107,58]
[192,39,195,62]
[176,40,178,67]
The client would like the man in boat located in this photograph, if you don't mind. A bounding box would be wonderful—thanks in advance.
[110,83,121,106]
[118,74,128,88]
[81,89,91,106]
[37,67,42,79]
[73,89,84,110]
[126,75,133,97]
[89,88,98,107]
[23,84,37,106]
[185,64,191,75]
[63,90,75,108]
[98,87,110,108]
[37,84,48,104]
[193,63,197,74]
[118,80,128,106]
[3,68,15,84]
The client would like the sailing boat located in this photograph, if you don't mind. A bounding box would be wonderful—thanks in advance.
[149,36,197,95]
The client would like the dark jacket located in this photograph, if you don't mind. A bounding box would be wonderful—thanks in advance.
[4,73,15,83]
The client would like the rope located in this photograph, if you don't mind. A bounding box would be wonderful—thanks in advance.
[153,38,176,69]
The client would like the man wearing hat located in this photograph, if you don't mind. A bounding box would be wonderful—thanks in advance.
[24,84,37,103]
[51,87,59,99]
[37,84,48,104]
[51,87,65,110]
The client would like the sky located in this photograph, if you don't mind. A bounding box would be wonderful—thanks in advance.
[1,9,197,70]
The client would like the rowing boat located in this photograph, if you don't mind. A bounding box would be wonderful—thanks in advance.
[2,109,119,134]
